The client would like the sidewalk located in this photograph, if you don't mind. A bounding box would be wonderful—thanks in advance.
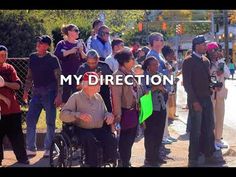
[1,80,236,167]
[2,110,236,167]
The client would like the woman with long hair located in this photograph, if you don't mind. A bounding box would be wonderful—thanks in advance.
[54,24,87,104]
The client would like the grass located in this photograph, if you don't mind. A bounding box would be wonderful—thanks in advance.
[21,106,62,130]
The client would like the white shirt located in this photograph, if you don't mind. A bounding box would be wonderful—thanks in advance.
[105,54,119,73]
[192,51,202,59]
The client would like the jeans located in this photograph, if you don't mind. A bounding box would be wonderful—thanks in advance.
[26,90,56,151]
[188,96,215,161]
[144,109,166,163]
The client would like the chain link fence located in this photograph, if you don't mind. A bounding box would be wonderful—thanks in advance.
[7,58,30,123]
[7,58,29,106]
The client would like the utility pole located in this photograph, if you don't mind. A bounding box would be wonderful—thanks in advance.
[211,11,215,40]
[224,10,229,63]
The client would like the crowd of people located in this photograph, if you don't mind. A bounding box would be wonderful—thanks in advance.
[0,19,233,167]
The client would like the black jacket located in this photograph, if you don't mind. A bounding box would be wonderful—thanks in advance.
[182,53,211,103]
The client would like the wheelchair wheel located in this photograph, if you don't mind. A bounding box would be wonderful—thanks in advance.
[49,133,72,167]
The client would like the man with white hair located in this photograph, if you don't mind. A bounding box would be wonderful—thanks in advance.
[60,72,117,167]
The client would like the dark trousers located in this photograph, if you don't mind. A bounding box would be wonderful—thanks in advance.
[0,113,28,162]
[144,109,166,163]
[100,85,112,112]
[188,97,215,161]
[62,81,77,103]
[77,126,117,167]
[119,126,137,167]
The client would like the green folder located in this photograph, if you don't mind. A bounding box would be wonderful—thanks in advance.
[139,91,153,124]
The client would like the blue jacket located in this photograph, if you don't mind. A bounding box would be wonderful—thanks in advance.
[90,37,112,61]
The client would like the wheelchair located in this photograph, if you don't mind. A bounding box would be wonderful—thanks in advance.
[49,123,119,167]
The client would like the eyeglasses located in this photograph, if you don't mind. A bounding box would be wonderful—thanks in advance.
[211,48,221,52]
[102,31,110,35]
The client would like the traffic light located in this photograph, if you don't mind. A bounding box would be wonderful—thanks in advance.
[138,22,143,32]
[162,21,167,31]
[158,15,163,21]
[176,24,184,35]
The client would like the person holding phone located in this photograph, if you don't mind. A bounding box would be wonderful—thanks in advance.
[90,25,112,61]
[54,24,87,104]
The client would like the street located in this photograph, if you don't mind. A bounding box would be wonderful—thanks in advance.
[224,79,236,129]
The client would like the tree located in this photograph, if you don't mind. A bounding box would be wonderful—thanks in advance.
[103,10,145,45]
[228,10,236,24]
[141,10,211,38]
[0,10,46,57]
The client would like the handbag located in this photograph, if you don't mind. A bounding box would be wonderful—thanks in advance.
[120,108,138,130]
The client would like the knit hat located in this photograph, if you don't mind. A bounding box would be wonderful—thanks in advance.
[82,72,99,85]
[207,42,219,52]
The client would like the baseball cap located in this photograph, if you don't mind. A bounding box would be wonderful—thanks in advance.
[36,35,52,46]
[82,72,100,85]
[192,35,209,45]
[207,42,219,52]
[0,45,8,51]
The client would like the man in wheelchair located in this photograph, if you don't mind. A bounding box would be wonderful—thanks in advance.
[60,72,117,167]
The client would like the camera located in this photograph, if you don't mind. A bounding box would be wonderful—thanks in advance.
[77,39,83,48]
[209,75,223,89]
[218,62,224,72]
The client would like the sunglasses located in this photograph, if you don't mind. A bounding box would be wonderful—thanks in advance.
[72,28,80,33]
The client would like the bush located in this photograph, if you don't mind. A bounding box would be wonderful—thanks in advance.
[0,11,46,57]
[51,27,63,48]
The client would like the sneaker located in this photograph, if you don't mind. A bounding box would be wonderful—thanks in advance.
[26,150,36,156]
[162,138,172,144]
[43,150,50,158]
[205,156,226,165]
[215,140,229,149]
[167,136,177,142]
[214,143,221,151]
